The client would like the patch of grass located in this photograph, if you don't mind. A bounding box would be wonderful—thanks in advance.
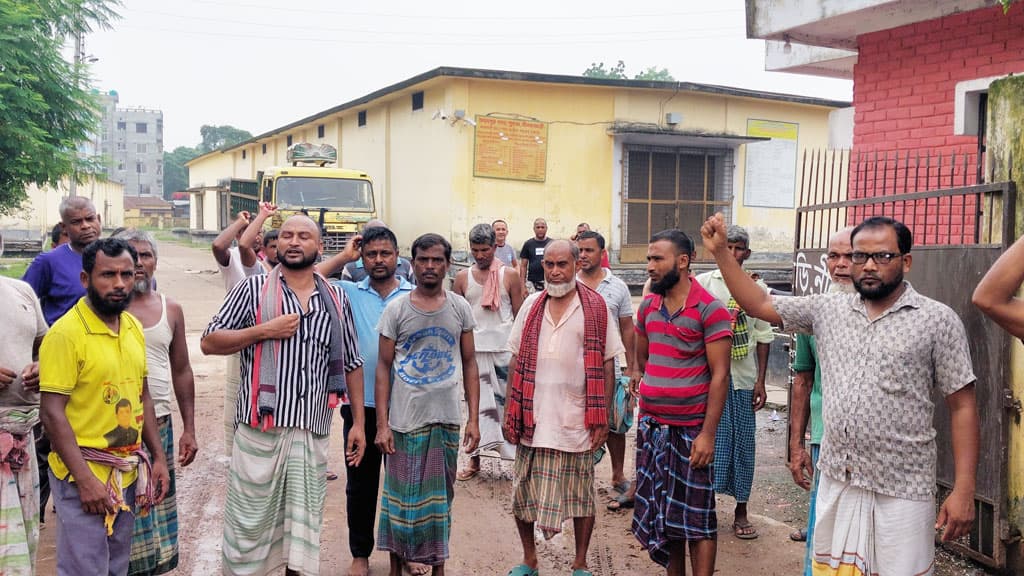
[0,260,30,279]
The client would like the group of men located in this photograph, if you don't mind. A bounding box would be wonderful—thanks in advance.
[1,197,1008,576]
[2,196,195,576]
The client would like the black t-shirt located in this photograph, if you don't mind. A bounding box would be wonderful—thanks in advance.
[519,237,552,282]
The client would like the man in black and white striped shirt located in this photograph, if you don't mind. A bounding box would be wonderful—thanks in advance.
[202,215,366,576]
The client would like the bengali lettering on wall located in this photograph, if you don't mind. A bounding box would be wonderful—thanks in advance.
[473,116,548,182]
[793,251,832,296]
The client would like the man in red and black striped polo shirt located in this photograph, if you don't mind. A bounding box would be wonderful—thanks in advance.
[631,229,732,576]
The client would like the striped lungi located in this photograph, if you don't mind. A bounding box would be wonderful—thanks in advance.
[713,381,756,502]
[632,417,716,568]
[222,425,329,576]
[224,353,241,455]
[129,416,179,575]
[471,351,515,460]
[377,423,460,566]
[512,444,595,540]
[811,474,935,576]
[0,410,40,576]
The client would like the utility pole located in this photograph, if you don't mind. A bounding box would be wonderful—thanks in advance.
[69,31,81,197]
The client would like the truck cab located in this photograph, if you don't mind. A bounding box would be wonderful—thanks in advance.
[259,143,375,254]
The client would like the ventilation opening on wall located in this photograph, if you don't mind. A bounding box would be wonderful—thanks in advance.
[358,111,367,127]
[412,91,424,111]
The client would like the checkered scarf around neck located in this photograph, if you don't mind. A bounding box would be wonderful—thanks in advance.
[504,281,608,444]
[251,265,348,431]
[727,297,750,360]
[80,446,154,535]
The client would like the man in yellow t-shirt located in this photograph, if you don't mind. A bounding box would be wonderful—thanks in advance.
[39,238,169,576]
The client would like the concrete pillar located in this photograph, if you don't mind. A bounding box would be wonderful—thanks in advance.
[986,74,1024,571]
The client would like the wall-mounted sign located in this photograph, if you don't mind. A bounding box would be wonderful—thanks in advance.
[473,116,548,182]
[744,119,799,208]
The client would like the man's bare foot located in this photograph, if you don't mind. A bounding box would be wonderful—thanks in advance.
[348,557,370,576]
[405,561,431,575]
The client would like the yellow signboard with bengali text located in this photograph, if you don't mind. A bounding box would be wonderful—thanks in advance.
[473,116,548,182]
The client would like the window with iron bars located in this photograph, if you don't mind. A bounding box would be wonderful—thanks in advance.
[621,145,733,262]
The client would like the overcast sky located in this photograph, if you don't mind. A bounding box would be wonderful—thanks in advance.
[81,0,852,150]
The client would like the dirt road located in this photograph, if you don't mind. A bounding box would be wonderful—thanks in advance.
[37,240,810,575]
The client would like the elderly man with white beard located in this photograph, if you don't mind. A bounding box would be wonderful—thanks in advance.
[503,239,623,576]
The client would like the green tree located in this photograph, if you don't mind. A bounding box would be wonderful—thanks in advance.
[583,60,627,79]
[162,145,197,198]
[197,124,253,154]
[0,0,120,214]
[582,61,675,81]
[634,66,676,81]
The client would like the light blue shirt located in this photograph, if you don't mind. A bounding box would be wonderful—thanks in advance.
[337,276,414,407]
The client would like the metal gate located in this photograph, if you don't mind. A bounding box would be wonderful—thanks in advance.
[793,148,1017,570]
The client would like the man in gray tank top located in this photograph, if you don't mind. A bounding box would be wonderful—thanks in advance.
[452,223,525,480]
[116,229,198,576]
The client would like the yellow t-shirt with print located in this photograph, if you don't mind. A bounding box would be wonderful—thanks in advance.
[39,298,147,486]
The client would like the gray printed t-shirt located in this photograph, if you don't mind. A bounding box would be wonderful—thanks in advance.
[377,291,476,433]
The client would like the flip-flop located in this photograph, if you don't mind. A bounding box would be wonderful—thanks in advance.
[733,521,759,540]
[606,493,634,511]
[612,480,632,495]
[325,470,339,481]
[507,564,539,576]
[789,528,807,542]
[456,467,480,481]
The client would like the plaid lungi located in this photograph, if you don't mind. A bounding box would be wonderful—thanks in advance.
[129,416,179,575]
[513,445,595,540]
[713,381,756,502]
[632,417,716,568]
[0,412,40,576]
[377,424,460,566]
[222,425,329,576]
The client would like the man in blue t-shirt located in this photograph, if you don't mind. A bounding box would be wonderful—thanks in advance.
[333,226,417,576]
[23,197,101,325]
[21,196,103,527]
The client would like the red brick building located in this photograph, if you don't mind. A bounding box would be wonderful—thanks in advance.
[747,0,1023,233]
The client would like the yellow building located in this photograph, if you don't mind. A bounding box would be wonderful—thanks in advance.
[187,67,846,266]
[0,177,124,251]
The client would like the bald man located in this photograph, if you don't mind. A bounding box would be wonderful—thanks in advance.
[202,215,367,576]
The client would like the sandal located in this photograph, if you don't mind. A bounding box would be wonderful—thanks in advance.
[606,493,634,511]
[508,564,539,576]
[789,528,807,542]
[325,470,339,481]
[456,467,480,481]
[733,521,759,540]
[612,480,632,495]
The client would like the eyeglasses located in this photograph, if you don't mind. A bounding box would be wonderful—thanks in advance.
[826,252,854,262]
[851,251,903,265]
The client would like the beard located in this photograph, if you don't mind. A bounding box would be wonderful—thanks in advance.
[650,267,681,296]
[853,272,903,300]
[828,280,856,294]
[279,251,318,270]
[132,278,150,294]
[88,284,132,316]
[546,281,575,298]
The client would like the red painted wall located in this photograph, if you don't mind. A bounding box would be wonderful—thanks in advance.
[846,4,1024,239]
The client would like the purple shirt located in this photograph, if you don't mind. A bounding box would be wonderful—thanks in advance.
[22,244,86,325]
